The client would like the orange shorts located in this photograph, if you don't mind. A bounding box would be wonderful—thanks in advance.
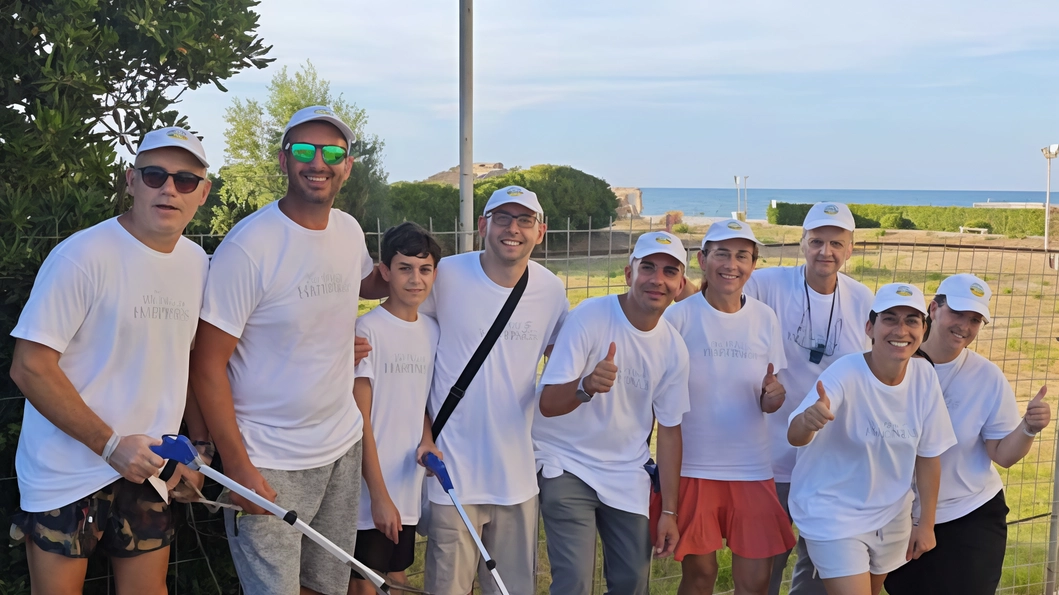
[651,477,795,561]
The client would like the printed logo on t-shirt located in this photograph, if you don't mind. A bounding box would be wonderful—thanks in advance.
[866,419,918,440]
[134,291,191,321]
[382,352,431,375]
[479,320,539,342]
[617,366,649,391]
[703,339,768,361]
[297,272,352,299]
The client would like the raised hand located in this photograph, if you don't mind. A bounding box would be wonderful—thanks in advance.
[801,381,835,431]
[760,363,786,413]
[582,342,618,395]
[1025,386,1051,434]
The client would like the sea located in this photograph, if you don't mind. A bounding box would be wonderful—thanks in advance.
[641,188,1048,221]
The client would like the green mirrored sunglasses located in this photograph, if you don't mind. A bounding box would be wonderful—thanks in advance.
[284,142,348,165]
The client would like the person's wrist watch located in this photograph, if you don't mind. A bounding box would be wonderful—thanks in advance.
[575,377,594,403]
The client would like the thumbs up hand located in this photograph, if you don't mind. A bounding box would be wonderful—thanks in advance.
[583,342,619,396]
[801,381,835,431]
[760,363,786,413]
[1025,386,1051,435]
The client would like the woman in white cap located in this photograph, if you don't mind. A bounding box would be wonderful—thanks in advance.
[786,283,957,595]
[884,274,1050,595]
[659,219,795,595]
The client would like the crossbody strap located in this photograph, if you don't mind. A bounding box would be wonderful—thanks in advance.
[431,265,530,441]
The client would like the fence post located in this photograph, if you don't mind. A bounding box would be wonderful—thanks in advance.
[1047,432,1059,594]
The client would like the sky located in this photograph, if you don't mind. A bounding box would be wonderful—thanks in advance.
[176,0,1059,191]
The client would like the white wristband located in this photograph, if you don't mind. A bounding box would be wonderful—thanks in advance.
[1022,425,1040,438]
[102,432,121,463]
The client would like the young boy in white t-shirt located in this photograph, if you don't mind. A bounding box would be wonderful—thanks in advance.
[9,127,212,594]
[661,220,795,595]
[535,231,691,594]
[348,222,443,594]
[787,283,957,595]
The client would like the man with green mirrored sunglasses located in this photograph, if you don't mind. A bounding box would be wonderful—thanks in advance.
[191,105,391,595]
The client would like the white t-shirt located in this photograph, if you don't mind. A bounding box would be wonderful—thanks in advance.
[744,265,874,482]
[354,306,439,529]
[932,349,1021,524]
[663,292,787,481]
[787,355,957,541]
[200,202,373,470]
[12,218,208,511]
[423,252,568,506]
[533,295,690,517]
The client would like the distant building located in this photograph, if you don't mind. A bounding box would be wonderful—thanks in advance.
[423,163,509,186]
[612,187,643,218]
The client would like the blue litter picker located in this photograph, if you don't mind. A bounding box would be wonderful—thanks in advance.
[152,435,430,595]
[423,453,511,595]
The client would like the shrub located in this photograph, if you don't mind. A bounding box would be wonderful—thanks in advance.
[665,210,685,225]
[964,220,994,233]
[768,202,1043,236]
[672,223,691,234]
[879,213,914,229]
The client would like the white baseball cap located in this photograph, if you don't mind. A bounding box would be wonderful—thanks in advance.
[630,231,687,267]
[872,283,927,316]
[282,106,357,149]
[483,186,544,217]
[137,127,209,168]
[700,218,762,250]
[803,202,855,232]
[936,273,992,322]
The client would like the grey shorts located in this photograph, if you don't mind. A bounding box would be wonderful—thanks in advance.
[224,441,362,595]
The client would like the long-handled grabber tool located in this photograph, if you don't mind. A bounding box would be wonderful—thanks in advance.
[423,453,511,595]
[151,434,431,595]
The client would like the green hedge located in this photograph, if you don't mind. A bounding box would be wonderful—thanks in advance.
[767,202,1045,236]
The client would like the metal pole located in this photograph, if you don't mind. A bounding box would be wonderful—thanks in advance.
[458,0,474,253]
[1047,157,1052,254]
[743,175,750,218]
[734,175,740,216]
[1046,429,1059,594]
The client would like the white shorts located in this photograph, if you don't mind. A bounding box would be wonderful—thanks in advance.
[804,509,912,579]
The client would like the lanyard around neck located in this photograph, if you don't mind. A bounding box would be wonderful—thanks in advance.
[804,275,837,351]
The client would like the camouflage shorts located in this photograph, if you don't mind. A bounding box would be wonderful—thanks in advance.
[10,478,173,559]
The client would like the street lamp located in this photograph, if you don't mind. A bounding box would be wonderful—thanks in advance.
[1044,144,1059,253]
[743,175,750,218]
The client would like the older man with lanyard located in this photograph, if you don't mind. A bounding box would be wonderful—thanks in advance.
[744,202,875,595]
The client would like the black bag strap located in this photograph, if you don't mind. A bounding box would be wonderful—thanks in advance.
[431,265,530,441]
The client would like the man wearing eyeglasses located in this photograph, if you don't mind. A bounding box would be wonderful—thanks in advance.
[743,202,875,595]
[190,106,389,595]
[8,127,212,594]
[421,186,569,595]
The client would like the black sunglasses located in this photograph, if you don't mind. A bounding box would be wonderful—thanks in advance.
[136,166,204,194]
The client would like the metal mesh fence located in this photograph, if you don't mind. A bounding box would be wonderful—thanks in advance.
[2,218,1058,594]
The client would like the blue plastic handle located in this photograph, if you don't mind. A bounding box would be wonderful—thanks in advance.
[149,435,199,466]
[424,453,454,491]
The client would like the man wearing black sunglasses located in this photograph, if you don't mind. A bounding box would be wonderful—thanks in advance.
[742,202,875,595]
[9,126,212,594]
[191,106,389,595]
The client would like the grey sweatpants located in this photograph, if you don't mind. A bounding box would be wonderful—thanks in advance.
[768,481,828,595]
[538,471,651,595]
[224,441,362,595]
